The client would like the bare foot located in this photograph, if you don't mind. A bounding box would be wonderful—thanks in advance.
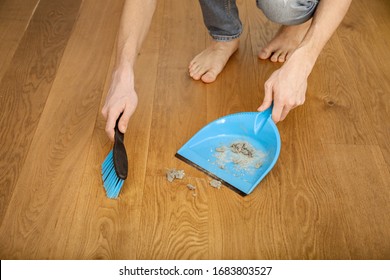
[189,39,239,83]
[258,20,312,63]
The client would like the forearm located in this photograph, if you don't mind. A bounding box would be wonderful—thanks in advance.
[102,0,156,140]
[297,0,352,69]
[115,0,157,72]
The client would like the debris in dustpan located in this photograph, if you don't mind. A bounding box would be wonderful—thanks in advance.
[213,140,265,173]
[209,179,222,189]
[166,169,185,182]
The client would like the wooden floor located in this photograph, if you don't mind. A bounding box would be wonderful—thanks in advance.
[0,0,389,260]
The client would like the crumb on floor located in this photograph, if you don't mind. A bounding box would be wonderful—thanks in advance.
[186,183,196,190]
[166,169,185,182]
[209,179,222,189]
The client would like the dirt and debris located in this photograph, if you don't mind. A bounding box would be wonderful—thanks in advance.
[214,140,265,173]
[186,184,196,190]
[209,179,222,189]
[166,168,224,194]
[187,183,197,197]
[166,169,197,195]
[166,169,185,182]
[230,142,254,157]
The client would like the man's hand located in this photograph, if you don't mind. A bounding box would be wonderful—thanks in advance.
[257,48,312,123]
[101,69,138,141]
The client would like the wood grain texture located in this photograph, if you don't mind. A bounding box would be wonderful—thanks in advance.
[136,176,209,259]
[337,0,390,168]
[0,0,81,225]
[144,0,207,177]
[0,0,389,260]
[0,0,122,259]
[64,0,163,260]
[0,0,40,80]
[323,144,390,259]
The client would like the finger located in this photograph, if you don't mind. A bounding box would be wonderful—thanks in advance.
[101,104,108,119]
[258,81,273,112]
[118,102,137,134]
[106,109,121,142]
[280,106,292,121]
[271,102,284,123]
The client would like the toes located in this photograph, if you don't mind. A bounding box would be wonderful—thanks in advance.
[258,47,272,60]
[188,58,197,69]
[190,66,207,81]
[189,62,199,72]
[285,51,293,61]
[201,71,217,83]
[270,51,282,62]
[189,64,201,79]
[190,71,202,80]
[278,51,287,62]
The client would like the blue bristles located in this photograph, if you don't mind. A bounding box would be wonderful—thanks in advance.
[102,150,124,199]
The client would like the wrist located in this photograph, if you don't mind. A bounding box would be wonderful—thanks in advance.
[112,63,134,85]
[288,46,317,78]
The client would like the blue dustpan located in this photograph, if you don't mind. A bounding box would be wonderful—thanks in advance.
[175,106,281,196]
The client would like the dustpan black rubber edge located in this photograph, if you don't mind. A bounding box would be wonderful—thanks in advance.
[175,153,248,197]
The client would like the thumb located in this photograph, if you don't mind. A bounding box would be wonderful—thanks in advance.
[258,81,273,112]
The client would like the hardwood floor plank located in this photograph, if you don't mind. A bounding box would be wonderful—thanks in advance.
[306,36,378,146]
[0,0,40,80]
[201,0,268,260]
[245,1,356,259]
[0,0,121,259]
[337,0,390,168]
[323,144,390,259]
[136,0,210,259]
[136,176,209,259]
[144,0,207,177]
[64,0,163,259]
[205,0,262,120]
[0,0,389,260]
[0,0,82,226]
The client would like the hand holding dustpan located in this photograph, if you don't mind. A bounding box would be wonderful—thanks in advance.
[176,106,281,196]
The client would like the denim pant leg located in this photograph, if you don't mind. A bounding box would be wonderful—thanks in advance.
[198,0,242,41]
[257,0,319,25]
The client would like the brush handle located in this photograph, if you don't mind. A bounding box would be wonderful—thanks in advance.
[113,114,128,180]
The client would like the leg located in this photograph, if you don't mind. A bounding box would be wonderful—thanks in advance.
[257,0,319,62]
[189,0,242,83]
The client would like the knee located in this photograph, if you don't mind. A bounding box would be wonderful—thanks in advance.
[257,0,319,26]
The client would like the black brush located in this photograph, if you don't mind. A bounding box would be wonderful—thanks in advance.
[101,114,128,199]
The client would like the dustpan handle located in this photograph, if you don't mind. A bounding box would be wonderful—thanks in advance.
[254,104,273,133]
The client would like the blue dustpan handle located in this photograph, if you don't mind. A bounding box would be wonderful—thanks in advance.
[254,105,273,133]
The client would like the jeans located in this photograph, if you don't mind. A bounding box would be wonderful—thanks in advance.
[199,0,319,41]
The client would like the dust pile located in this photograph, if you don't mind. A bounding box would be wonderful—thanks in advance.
[213,141,266,173]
